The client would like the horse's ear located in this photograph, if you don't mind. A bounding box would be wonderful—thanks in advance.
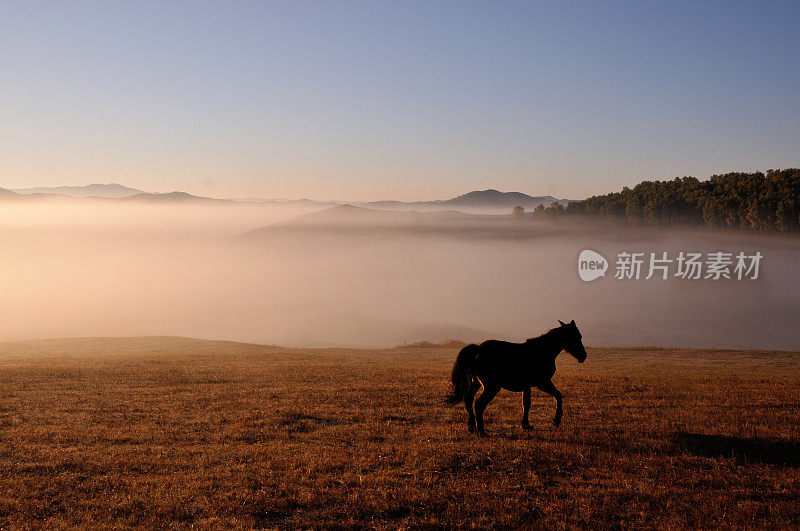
[570,319,575,325]
[558,320,566,326]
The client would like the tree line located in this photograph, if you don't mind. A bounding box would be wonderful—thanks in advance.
[529,169,800,232]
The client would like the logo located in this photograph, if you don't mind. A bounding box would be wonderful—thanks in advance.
[578,250,608,282]
[577,249,762,282]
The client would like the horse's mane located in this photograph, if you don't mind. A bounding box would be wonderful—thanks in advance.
[524,327,563,345]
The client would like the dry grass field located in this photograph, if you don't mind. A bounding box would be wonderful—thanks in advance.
[0,337,798,528]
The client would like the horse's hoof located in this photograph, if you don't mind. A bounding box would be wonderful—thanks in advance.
[477,430,488,437]
[522,423,533,431]
[552,418,561,427]
[468,425,476,433]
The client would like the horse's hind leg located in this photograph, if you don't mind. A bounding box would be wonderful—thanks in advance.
[464,378,481,432]
[537,380,563,427]
[474,384,501,436]
[521,387,532,430]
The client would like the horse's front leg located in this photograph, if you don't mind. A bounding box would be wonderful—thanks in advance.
[521,387,532,430]
[537,380,562,427]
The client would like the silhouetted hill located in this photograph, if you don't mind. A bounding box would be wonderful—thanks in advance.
[284,204,408,223]
[362,189,565,213]
[249,203,492,227]
[12,183,144,198]
[237,203,554,241]
[122,192,229,204]
[445,189,559,208]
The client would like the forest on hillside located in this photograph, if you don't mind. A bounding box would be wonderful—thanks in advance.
[531,169,800,232]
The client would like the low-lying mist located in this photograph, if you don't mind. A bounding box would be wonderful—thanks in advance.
[1,201,798,350]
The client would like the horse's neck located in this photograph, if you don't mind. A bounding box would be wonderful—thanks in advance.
[548,344,563,362]
[532,333,562,361]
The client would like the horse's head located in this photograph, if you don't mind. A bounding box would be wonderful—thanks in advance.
[557,320,587,363]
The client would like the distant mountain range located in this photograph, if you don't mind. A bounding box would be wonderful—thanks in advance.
[0,186,230,204]
[11,183,145,198]
[1,183,567,212]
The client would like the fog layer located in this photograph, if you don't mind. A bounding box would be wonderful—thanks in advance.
[2,202,798,350]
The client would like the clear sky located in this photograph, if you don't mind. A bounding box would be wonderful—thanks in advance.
[2,1,799,201]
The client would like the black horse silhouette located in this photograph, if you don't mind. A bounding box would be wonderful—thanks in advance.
[448,320,587,436]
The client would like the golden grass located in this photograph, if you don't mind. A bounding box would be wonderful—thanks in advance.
[0,337,798,528]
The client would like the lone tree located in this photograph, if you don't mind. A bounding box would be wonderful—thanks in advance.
[512,205,525,217]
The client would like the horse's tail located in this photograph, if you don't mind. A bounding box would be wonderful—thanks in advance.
[446,344,479,404]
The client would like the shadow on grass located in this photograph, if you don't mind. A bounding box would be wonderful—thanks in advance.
[676,432,800,467]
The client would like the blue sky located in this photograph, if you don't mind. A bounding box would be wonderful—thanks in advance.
[2,1,799,200]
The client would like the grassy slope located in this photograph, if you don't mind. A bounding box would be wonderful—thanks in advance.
[0,337,798,528]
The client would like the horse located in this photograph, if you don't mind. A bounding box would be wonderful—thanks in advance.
[447,320,587,436]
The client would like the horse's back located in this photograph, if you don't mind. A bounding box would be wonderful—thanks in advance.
[474,339,553,389]
[478,339,519,351]
[474,340,525,373]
